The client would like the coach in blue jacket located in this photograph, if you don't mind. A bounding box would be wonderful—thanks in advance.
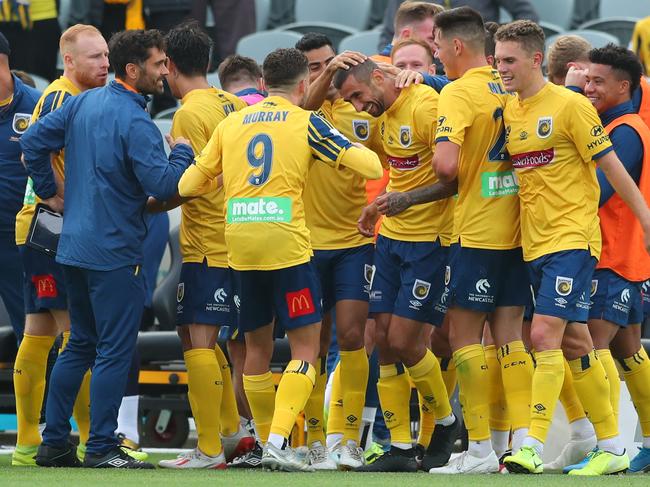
[20,29,193,469]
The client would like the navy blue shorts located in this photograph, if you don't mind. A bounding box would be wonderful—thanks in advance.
[235,261,322,333]
[642,279,650,318]
[19,244,68,313]
[369,235,446,326]
[313,244,373,312]
[588,269,643,327]
[527,249,595,322]
[176,260,238,327]
[447,244,530,312]
[218,320,287,342]
[432,246,450,326]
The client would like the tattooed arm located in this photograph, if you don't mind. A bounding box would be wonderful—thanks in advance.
[375,180,458,217]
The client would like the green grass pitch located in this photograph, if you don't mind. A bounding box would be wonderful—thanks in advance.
[0,453,648,486]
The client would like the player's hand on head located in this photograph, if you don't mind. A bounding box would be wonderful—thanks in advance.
[376,191,412,216]
[327,50,367,73]
[377,62,400,77]
[395,70,424,89]
[166,134,191,150]
[357,203,379,237]
[565,64,588,90]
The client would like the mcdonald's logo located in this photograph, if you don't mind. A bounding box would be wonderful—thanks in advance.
[32,274,58,299]
[286,288,315,318]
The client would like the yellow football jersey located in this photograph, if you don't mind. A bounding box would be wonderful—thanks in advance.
[504,82,612,262]
[303,98,383,250]
[380,83,452,243]
[15,76,80,245]
[436,66,519,250]
[178,96,378,271]
[171,87,246,267]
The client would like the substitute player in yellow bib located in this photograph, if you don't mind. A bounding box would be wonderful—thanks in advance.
[295,33,381,470]
[178,48,382,472]
[334,59,456,473]
[495,20,650,476]
[153,23,254,470]
[11,24,108,466]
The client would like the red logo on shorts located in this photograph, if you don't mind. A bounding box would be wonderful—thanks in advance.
[32,274,58,298]
[286,288,315,318]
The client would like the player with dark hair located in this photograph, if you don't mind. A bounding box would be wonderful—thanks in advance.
[579,44,650,475]
[155,22,254,469]
[335,57,457,473]
[178,47,382,472]
[20,28,194,470]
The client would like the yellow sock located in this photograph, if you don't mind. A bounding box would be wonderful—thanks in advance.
[185,349,223,456]
[619,347,650,437]
[438,356,457,397]
[485,345,509,432]
[339,348,369,445]
[454,344,490,441]
[528,349,564,443]
[14,334,56,446]
[270,360,316,439]
[73,370,91,445]
[596,348,620,423]
[416,391,435,448]
[304,356,327,446]
[326,363,344,436]
[60,331,92,445]
[407,350,450,445]
[569,350,618,441]
[243,371,275,443]
[558,358,587,423]
[214,344,239,436]
[498,341,533,432]
[377,363,412,444]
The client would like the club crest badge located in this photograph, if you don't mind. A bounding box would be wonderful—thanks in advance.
[353,119,369,140]
[12,113,30,134]
[412,279,431,300]
[399,125,411,147]
[536,116,553,139]
[555,276,573,297]
[364,264,375,285]
[590,279,598,297]
[177,282,185,302]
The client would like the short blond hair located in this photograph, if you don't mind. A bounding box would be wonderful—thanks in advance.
[391,37,434,64]
[547,35,591,83]
[395,1,444,32]
[60,24,103,55]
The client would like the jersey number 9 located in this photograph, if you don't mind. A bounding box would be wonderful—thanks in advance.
[247,133,274,186]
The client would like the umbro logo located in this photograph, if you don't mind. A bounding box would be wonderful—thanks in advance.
[423,395,434,403]
[533,403,546,413]
[107,457,129,467]
[384,410,394,419]
[308,418,319,426]
[346,414,358,423]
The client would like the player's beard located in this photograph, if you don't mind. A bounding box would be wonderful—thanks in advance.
[136,73,165,96]
[77,69,107,89]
